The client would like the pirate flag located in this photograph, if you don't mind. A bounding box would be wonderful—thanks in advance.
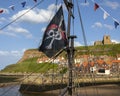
[39,6,67,58]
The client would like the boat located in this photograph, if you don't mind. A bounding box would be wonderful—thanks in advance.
[0,0,120,96]
[20,1,77,95]
[19,0,120,96]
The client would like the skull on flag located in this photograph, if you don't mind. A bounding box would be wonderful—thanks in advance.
[39,6,67,58]
[44,24,63,49]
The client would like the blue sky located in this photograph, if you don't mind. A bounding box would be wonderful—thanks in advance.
[0,0,120,70]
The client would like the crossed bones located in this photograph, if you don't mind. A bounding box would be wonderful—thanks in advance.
[44,16,64,49]
[45,28,62,49]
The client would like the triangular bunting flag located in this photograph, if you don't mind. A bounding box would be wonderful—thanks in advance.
[33,0,37,2]
[9,5,15,11]
[0,9,4,14]
[114,21,119,28]
[94,3,99,11]
[21,1,26,8]
[39,6,67,58]
[103,11,109,19]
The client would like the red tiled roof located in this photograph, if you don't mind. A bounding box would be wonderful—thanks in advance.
[112,60,120,63]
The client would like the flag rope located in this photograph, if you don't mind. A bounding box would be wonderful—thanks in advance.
[0,0,44,31]
[90,0,120,28]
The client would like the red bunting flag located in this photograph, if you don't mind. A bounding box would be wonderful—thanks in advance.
[94,3,99,11]
[0,9,4,14]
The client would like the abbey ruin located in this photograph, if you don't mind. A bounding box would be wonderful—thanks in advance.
[94,35,115,45]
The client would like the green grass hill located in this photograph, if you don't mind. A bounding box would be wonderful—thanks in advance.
[1,58,58,73]
[1,44,120,73]
[75,44,120,56]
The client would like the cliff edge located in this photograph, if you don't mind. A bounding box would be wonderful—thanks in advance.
[17,49,45,63]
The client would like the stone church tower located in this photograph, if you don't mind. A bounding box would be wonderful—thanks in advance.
[103,35,112,45]
[94,35,114,45]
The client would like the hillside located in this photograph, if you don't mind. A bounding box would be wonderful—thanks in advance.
[17,44,120,63]
[17,49,45,63]
[75,44,120,56]
[1,44,120,73]
[1,58,58,73]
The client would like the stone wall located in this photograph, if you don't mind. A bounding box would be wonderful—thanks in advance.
[94,41,103,45]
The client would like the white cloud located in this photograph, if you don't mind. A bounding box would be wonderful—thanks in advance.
[48,4,61,11]
[80,2,89,6]
[105,1,119,9]
[8,26,29,33]
[92,22,114,30]
[0,30,17,37]
[0,49,26,70]
[0,51,9,56]
[11,51,23,57]
[7,26,33,38]
[0,25,33,38]
[74,41,82,46]
[88,41,94,45]
[41,27,46,32]
[1,4,61,38]
[104,24,114,30]
[92,22,103,28]
[0,17,7,24]
[0,49,25,57]
[111,39,120,44]
[10,4,61,24]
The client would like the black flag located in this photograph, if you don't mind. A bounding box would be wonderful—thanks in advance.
[39,6,67,58]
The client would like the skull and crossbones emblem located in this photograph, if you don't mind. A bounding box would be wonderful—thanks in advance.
[44,24,62,49]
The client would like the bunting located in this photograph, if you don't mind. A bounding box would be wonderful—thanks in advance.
[33,0,37,3]
[92,0,120,29]
[103,11,109,20]
[9,5,15,11]
[0,0,38,13]
[0,0,119,29]
[94,3,99,11]
[114,21,119,28]
[21,1,26,8]
[0,9,4,14]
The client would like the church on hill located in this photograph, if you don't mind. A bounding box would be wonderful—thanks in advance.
[94,35,115,45]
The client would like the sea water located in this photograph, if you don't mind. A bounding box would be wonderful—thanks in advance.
[0,84,120,96]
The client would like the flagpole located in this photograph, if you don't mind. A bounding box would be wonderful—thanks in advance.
[64,0,76,96]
